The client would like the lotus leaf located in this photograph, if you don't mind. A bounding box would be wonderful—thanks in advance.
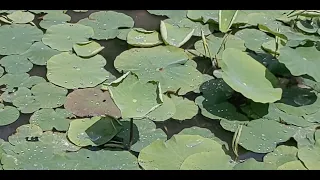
[138,135,226,170]
[42,23,94,51]
[170,95,198,120]
[219,10,238,33]
[0,66,3,77]
[296,20,318,34]
[233,158,276,170]
[117,28,131,41]
[297,144,320,170]
[0,55,33,74]
[12,96,41,113]
[7,10,34,24]
[221,48,282,103]
[261,39,284,55]
[278,46,320,82]
[263,145,298,167]
[235,29,271,53]
[0,104,20,126]
[145,95,176,121]
[39,12,71,29]
[116,118,167,152]
[147,10,187,18]
[67,116,122,147]
[127,28,163,47]
[8,124,43,145]
[114,46,203,95]
[31,82,67,108]
[30,108,71,131]
[0,73,46,91]
[22,42,60,66]
[277,160,307,170]
[77,11,134,40]
[64,88,121,118]
[1,88,31,103]
[107,72,162,119]
[46,52,109,89]
[187,10,219,24]
[39,132,80,153]
[73,41,104,58]
[160,21,194,47]
[0,24,43,55]
[239,119,297,153]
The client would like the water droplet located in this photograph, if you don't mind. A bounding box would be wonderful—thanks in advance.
[12,37,15,40]
[132,99,137,103]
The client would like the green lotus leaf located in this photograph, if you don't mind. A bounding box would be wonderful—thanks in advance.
[73,41,105,58]
[277,160,307,170]
[246,13,275,26]
[116,118,167,152]
[0,104,20,126]
[278,46,320,82]
[1,87,31,103]
[233,158,276,170]
[0,73,46,91]
[297,145,320,170]
[8,124,43,145]
[138,134,226,170]
[261,39,285,55]
[239,119,297,153]
[296,20,318,34]
[114,46,203,95]
[107,72,162,119]
[0,24,43,55]
[64,88,121,118]
[297,75,320,93]
[39,12,71,29]
[145,95,176,121]
[12,96,41,114]
[46,52,109,89]
[292,126,318,148]
[42,23,94,51]
[163,17,215,36]
[219,10,238,33]
[29,108,71,131]
[180,151,233,170]
[116,28,131,41]
[0,55,33,74]
[31,82,67,108]
[263,145,298,167]
[187,10,219,24]
[170,95,198,120]
[18,76,46,89]
[22,42,60,65]
[63,149,140,170]
[0,66,3,77]
[192,74,215,93]
[127,28,162,47]
[258,20,291,39]
[147,10,187,18]
[221,48,282,103]
[235,29,272,53]
[7,10,34,24]
[283,30,320,42]
[194,33,246,60]
[67,116,122,147]
[78,11,134,40]
[160,21,194,47]
[39,131,80,153]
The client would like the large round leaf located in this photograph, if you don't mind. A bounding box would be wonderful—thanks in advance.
[0,104,20,126]
[297,145,320,170]
[22,42,60,66]
[72,41,104,58]
[39,131,80,153]
[7,10,34,24]
[170,95,198,120]
[235,28,271,53]
[30,108,71,131]
[8,124,43,145]
[0,55,33,74]
[12,96,41,114]
[127,28,163,47]
[0,24,43,55]
[221,48,282,103]
[187,10,219,24]
[263,145,298,167]
[42,23,94,51]
[138,134,226,170]
[64,88,121,118]
[107,72,162,119]
[67,116,122,147]
[277,160,307,170]
[145,95,176,121]
[46,52,109,89]
[39,12,71,29]
[160,21,194,47]
[233,158,276,170]
[0,73,45,92]
[114,46,203,95]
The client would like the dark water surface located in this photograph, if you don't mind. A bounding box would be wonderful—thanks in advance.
[0,10,264,161]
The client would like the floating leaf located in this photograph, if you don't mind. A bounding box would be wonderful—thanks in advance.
[233,158,276,170]
[0,24,43,55]
[277,160,307,170]
[0,73,46,91]
[64,88,121,118]
[73,41,104,58]
[42,23,94,51]
[263,145,298,167]
[46,52,109,89]
[219,10,238,33]
[187,10,219,24]
[147,10,187,18]
[39,132,80,153]
[160,21,194,47]
[127,28,162,47]
[22,42,60,66]
[278,46,320,82]
[138,135,227,170]
[0,66,3,78]
[67,116,122,147]
[78,11,134,40]
[8,124,43,145]
[235,29,271,53]
[29,108,71,131]
[0,55,33,74]
[145,95,176,121]
[7,10,34,24]
[39,12,71,29]
[12,96,40,114]
[117,118,167,152]
[221,48,282,103]
[114,46,203,95]
[0,104,20,126]
[107,72,162,119]
[116,28,131,41]
[239,119,297,153]
[297,144,320,170]
[170,95,198,120]
[31,82,67,108]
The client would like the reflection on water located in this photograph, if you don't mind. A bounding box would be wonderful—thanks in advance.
[0,10,263,161]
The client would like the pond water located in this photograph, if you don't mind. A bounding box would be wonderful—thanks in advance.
[0,10,266,162]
